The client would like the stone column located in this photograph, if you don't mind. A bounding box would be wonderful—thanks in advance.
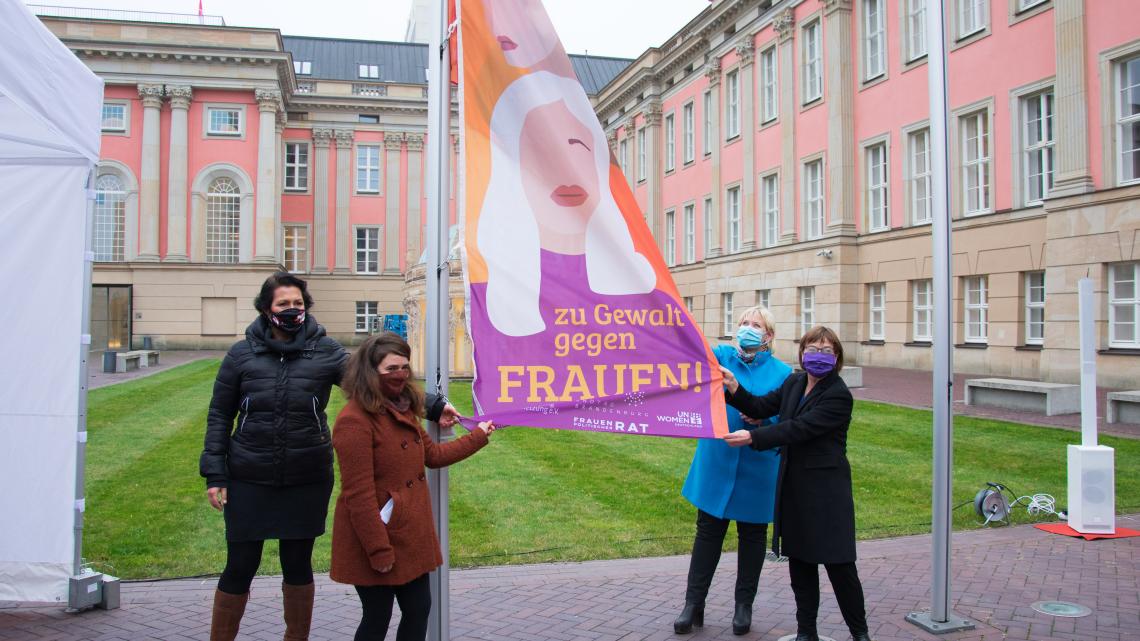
[253,89,282,263]
[164,85,192,262]
[334,128,354,273]
[737,41,757,251]
[645,103,663,249]
[624,119,637,190]
[823,0,856,235]
[405,133,425,265]
[706,59,723,257]
[775,9,798,243]
[274,117,285,264]
[1050,0,1095,196]
[311,128,333,273]
[606,131,618,157]
[384,132,404,273]
[136,84,164,261]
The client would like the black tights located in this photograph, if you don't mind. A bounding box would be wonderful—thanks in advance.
[217,538,315,595]
[684,509,769,606]
[353,574,432,641]
[787,557,868,637]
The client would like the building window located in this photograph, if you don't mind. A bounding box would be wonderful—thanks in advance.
[957,0,987,39]
[757,289,771,311]
[637,128,647,181]
[206,107,242,136]
[961,110,991,215]
[722,292,735,337]
[1116,55,1140,185]
[1025,271,1045,345]
[665,210,676,267]
[665,114,676,172]
[294,60,312,75]
[358,64,380,79]
[619,138,629,177]
[1023,91,1055,205]
[683,203,695,263]
[868,283,886,340]
[283,225,308,273]
[800,287,815,336]
[358,114,380,124]
[1109,262,1139,347]
[205,177,240,264]
[964,275,988,343]
[1017,0,1046,9]
[866,142,889,231]
[101,103,126,132]
[908,128,932,224]
[683,102,695,163]
[684,296,694,313]
[760,47,778,123]
[804,159,825,239]
[702,90,713,156]
[863,0,886,81]
[906,0,927,61]
[913,279,932,341]
[355,301,379,333]
[356,145,381,193]
[703,197,713,258]
[355,227,380,274]
[284,142,309,191]
[93,174,125,262]
[802,20,823,104]
[725,70,740,139]
[726,186,741,253]
[762,173,779,248]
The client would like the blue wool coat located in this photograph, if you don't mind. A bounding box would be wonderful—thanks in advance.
[681,344,792,523]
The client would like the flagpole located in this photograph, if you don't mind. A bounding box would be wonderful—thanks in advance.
[425,0,452,638]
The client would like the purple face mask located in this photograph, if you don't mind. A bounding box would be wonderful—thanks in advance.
[802,351,837,377]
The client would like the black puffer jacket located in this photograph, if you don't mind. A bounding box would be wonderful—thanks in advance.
[200,315,347,488]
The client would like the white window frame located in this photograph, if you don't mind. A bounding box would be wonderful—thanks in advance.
[1021,90,1055,205]
[284,142,309,192]
[800,287,816,336]
[964,275,989,343]
[804,158,825,239]
[294,60,312,75]
[802,20,823,104]
[354,226,381,274]
[913,279,933,341]
[960,109,992,216]
[722,292,735,337]
[665,209,676,267]
[760,46,778,124]
[93,173,126,262]
[865,140,890,232]
[683,102,695,164]
[1025,271,1045,345]
[726,185,741,253]
[757,289,771,311]
[283,224,309,273]
[957,0,988,40]
[619,138,629,177]
[101,101,128,134]
[205,105,243,137]
[637,128,647,181]
[684,296,694,313]
[904,0,928,63]
[1116,54,1140,186]
[1109,262,1140,348]
[702,90,713,156]
[683,203,696,263]
[665,113,676,172]
[725,70,740,139]
[762,171,779,248]
[355,144,382,194]
[358,64,380,79]
[869,282,886,340]
[1016,0,1046,13]
[205,176,241,264]
[906,126,932,224]
[703,196,714,258]
[355,301,379,333]
[862,0,887,82]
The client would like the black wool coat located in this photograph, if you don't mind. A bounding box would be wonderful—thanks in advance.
[726,370,857,564]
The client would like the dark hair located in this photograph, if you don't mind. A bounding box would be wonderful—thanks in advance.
[342,333,425,418]
[253,272,315,314]
[798,325,844,374]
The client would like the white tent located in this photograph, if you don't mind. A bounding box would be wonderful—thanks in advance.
[0,0,103,603]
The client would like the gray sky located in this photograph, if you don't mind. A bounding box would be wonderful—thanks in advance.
[25,0,713,59]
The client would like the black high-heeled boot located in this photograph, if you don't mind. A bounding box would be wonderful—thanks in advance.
[732,603,752,635]
[673,603,704,634]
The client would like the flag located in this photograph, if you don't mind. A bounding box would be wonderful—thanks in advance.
[457,0,728,439]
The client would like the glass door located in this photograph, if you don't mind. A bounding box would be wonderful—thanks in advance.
[90,285,131,352]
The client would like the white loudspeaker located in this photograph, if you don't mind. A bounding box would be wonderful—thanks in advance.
[1067,445,1115,534]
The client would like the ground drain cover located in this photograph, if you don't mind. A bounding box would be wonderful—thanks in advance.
[1030,601,1092,617]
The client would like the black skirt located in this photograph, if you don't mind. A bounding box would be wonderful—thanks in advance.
[224,477,334,542]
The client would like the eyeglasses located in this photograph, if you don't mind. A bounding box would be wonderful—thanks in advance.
[803,346,835,355]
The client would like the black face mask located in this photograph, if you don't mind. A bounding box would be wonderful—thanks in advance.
[269,308,306,333]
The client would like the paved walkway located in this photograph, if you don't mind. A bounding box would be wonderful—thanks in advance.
[87,350,226,390]
[3,516,1138,640]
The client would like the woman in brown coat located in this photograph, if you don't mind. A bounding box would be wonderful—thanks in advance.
[330,333,494,641]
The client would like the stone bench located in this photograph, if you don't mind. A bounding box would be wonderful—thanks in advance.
[964,378,1079,416]
[114,350,159,373]
[1107,391,1140,424]
[791,365,863,388]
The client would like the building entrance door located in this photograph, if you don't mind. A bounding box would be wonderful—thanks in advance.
[91,285,131,352]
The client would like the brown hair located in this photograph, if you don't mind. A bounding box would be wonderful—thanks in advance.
[798,325,844,374]
[341,333,425,418]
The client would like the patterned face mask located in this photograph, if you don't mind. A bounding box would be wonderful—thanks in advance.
[269,308,306,333]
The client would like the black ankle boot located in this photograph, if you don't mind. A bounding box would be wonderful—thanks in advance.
[794,634,819,641]
[851,634,873,641]
[673,603,704,634]
[732,603,752,635]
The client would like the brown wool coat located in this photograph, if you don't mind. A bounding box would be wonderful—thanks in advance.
[329,397,488,586]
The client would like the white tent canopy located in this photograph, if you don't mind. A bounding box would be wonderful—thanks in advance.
[0,0,103,603]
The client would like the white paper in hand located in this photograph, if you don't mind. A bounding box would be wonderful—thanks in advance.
[379,497,394,524]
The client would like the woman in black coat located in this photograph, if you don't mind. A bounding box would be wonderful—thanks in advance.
[720,326,872,641]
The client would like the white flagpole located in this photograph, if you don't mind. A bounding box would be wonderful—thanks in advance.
[425,0,452,638]
[907,1,975,632]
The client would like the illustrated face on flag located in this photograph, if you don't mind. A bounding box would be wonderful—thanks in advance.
[459,0,728,439]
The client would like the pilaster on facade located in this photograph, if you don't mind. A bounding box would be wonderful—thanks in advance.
[137,83,165,261]
[823,0,857,237]
[384,132,405,273]
[705,59,723,258]
[333,128,354,273]
[254,89,284,264]
[311,127,334,273]
[776,9,798,245]
[623,117,637,190]
[774,8,795,44]
[737,40,757,252]
[1050,0,1095,197]
[643,102,663,252]
[165,85,192,262]
[405,132,425,267]
[273,116,285,264]
[606,131,618,156]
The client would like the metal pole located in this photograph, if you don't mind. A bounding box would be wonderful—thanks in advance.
[75,169,95,576]
[907,1,975,632]
[425,0,452,638]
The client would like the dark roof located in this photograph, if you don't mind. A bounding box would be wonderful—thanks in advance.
[281,36,631,95]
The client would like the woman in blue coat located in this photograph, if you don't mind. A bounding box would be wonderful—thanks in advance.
[674,306,791,636]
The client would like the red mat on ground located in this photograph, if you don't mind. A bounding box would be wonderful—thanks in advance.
[1034,522,1140,540]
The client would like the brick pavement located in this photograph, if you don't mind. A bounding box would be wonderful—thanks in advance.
[3,515,1138,641]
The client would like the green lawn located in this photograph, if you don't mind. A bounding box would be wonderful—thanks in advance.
[83,359,1140,579]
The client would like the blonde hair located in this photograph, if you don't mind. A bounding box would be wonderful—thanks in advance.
[737,305,775,337]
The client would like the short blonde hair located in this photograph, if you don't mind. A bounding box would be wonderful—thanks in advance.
[737,305,776,338]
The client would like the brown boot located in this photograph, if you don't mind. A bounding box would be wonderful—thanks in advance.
[210,589,249,641]
[282,582,315,641]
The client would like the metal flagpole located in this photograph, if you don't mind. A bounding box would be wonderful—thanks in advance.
[424,0,452,638]
[907,2,974,632]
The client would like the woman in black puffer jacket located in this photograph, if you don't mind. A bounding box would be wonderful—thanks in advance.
[200,273,457,641]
